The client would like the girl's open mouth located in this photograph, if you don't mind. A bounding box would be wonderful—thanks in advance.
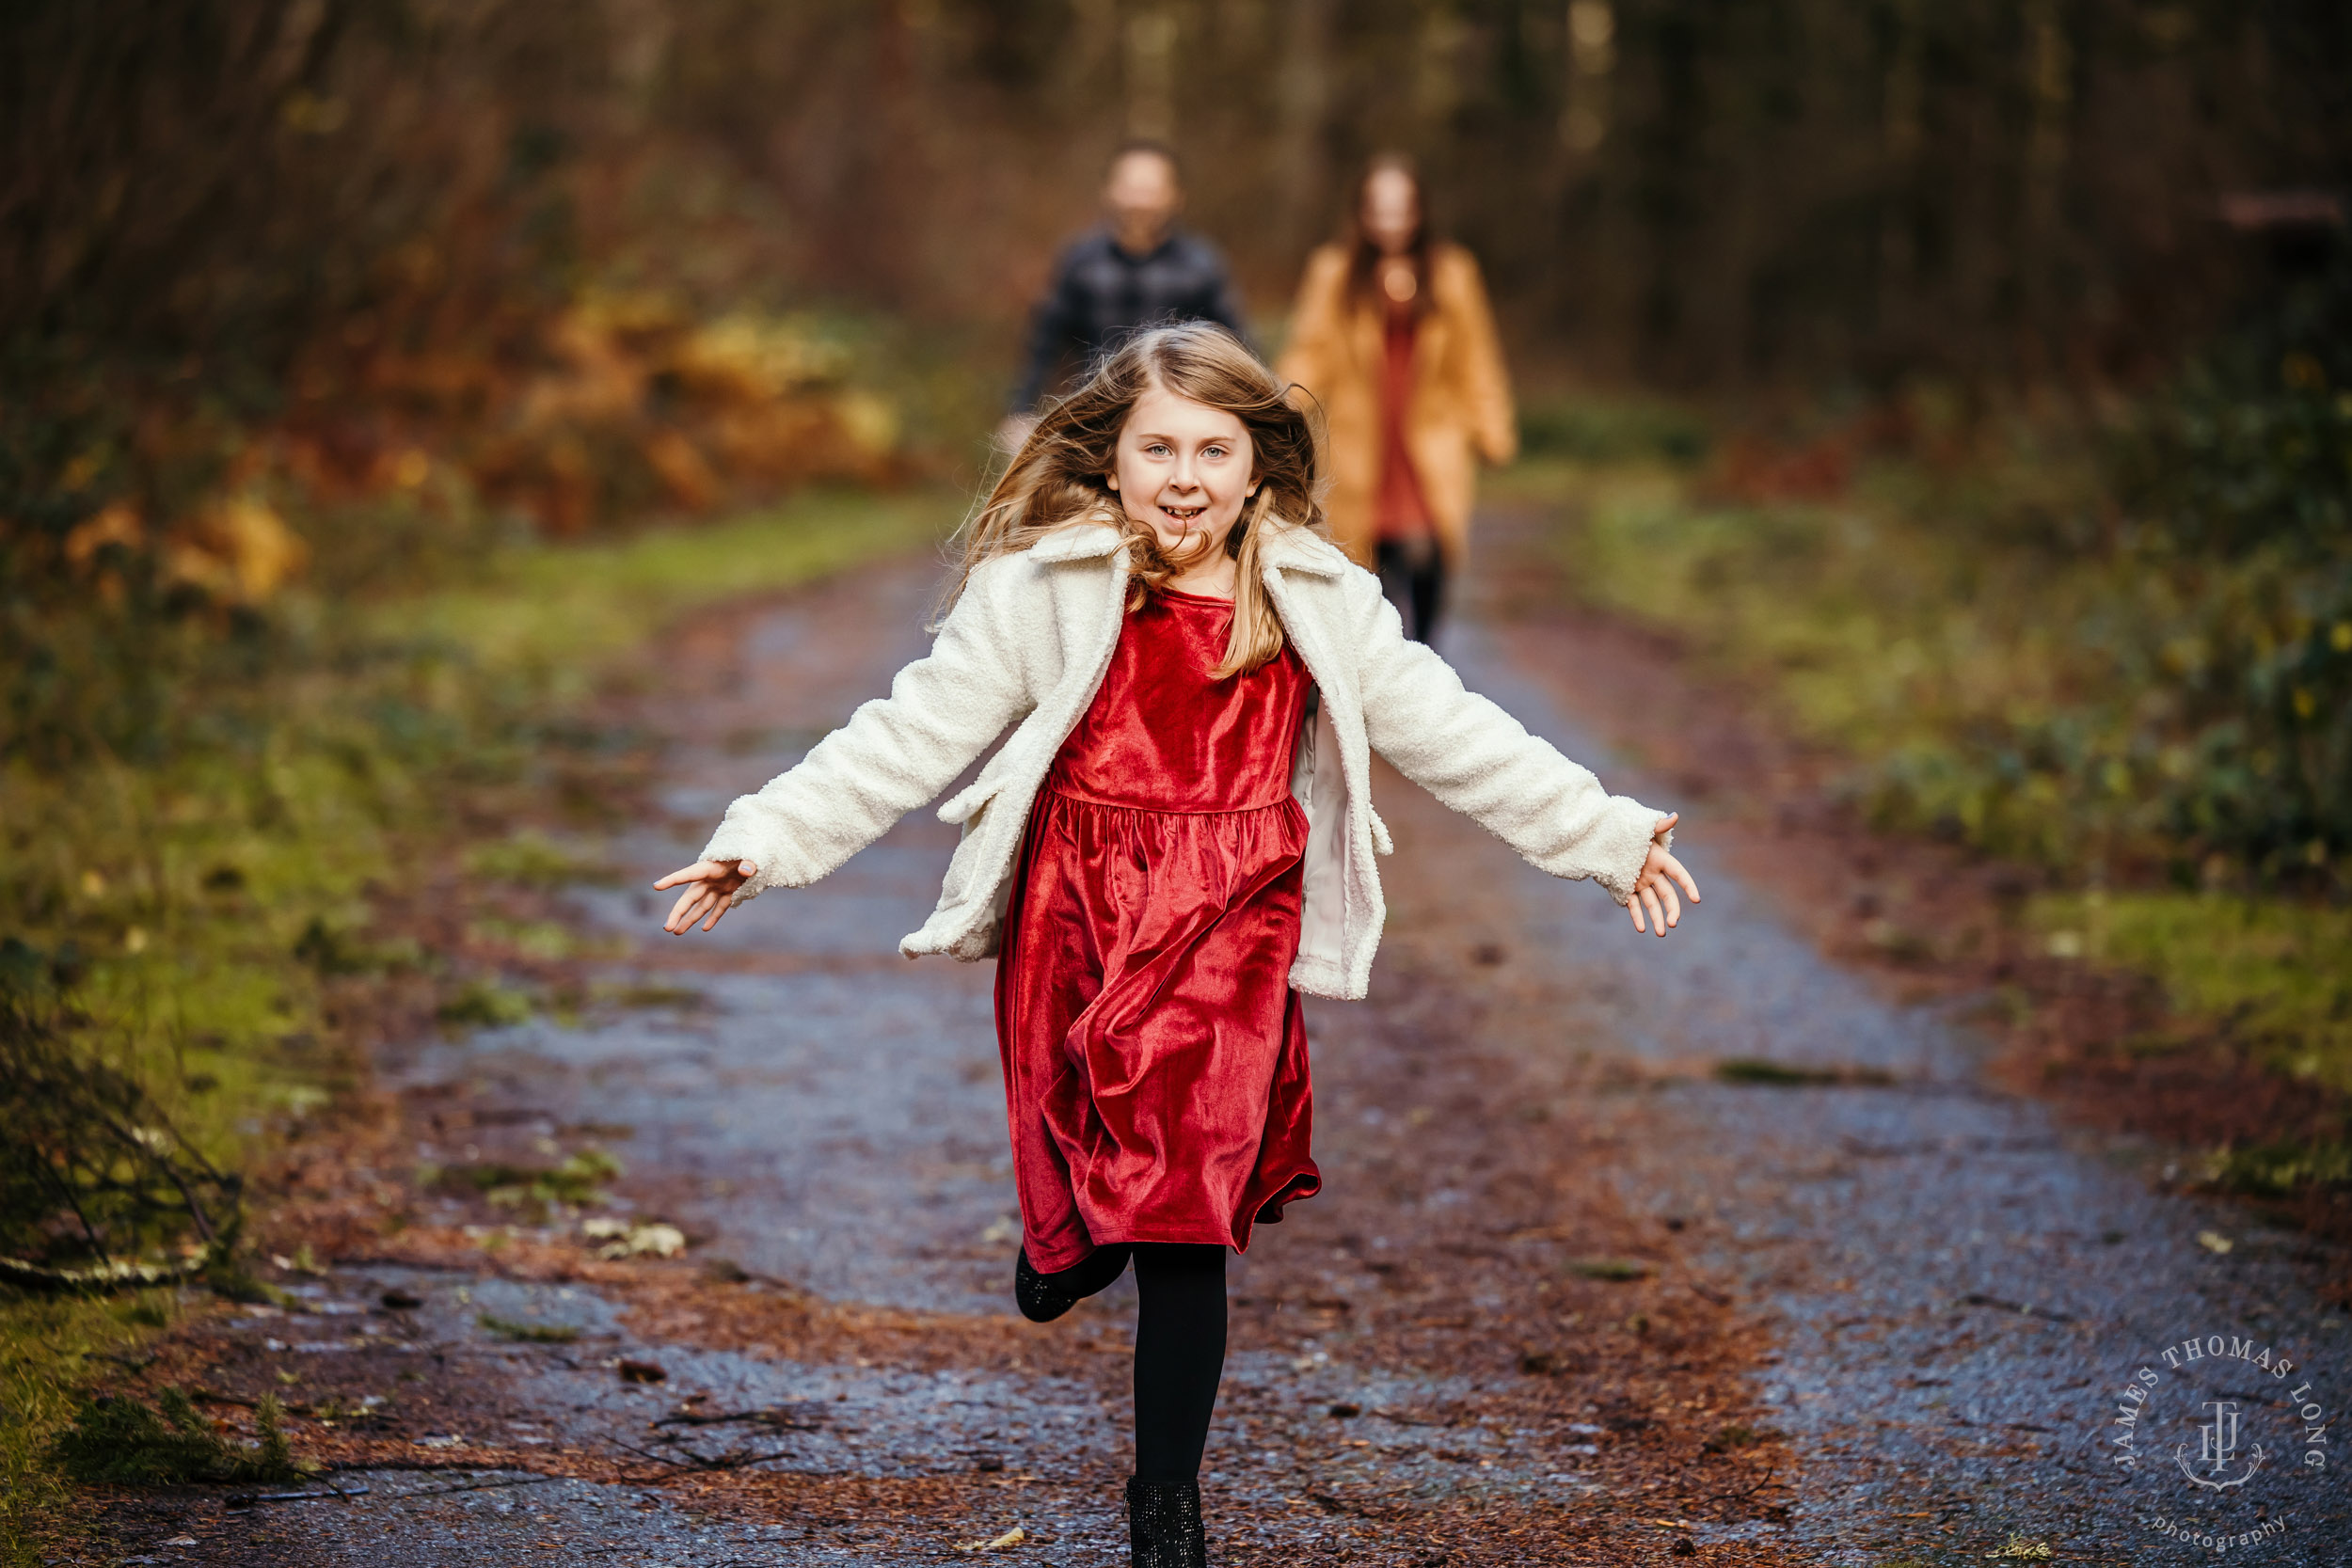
[1160,504,1206,524]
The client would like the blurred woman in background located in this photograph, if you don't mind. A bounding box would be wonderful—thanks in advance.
[1277,154,1516,645]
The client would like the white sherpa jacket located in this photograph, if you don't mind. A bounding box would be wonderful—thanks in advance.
[699,519,1667,1001]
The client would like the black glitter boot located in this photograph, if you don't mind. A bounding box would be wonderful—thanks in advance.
[1012,1244,1129,1323]
[1124,1476,1207,1568]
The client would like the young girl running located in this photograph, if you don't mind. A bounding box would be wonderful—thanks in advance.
[654,323,1699,1567]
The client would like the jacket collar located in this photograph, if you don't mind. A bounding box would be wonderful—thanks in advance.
[1259,524,1349,577]
[1029,519,1347,578]
[1028,522,1125,563]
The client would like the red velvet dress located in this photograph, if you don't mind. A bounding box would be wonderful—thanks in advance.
[995,586,1323,1273]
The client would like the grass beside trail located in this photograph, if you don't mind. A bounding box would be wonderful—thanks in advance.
[0,488,948,1563]
[1499,439,2147,867]
[1497,420,2352,1113]
[384,496,949,689]
[0,1291,183,1561]
[2031,892,2352,1109]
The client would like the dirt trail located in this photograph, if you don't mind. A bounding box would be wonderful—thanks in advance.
[91,515,2345,1566]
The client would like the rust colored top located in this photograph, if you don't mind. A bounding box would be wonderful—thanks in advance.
[1373,307,1435,541]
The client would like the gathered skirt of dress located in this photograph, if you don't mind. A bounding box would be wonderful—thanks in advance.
[994,585,1323,1273]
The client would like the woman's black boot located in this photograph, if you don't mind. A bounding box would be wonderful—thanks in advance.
[1013,1244,1128,1323]
[1124,1476,1207,1568]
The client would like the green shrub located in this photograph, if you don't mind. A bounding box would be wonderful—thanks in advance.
[1546,264,2352,893]
[2104,257,2352,880]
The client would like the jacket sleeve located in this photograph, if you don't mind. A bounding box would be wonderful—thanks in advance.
[1273,246,1350,406]
[1445,248,1518,467]
[1202,244,1253,352]
[1348,573,1661,903]
[699,561,1032,902]
[1010,245,1085,412]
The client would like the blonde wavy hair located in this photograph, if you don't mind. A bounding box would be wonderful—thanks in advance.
[947,322,1327,679]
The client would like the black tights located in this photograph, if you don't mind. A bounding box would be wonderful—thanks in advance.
[1375,535,1446,646]
[1044,1242,1228,1482]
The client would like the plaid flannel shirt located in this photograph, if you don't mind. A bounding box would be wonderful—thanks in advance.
[1010,228,1250,410]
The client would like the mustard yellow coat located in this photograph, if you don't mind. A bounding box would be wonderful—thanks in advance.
[1276,242,1518,566]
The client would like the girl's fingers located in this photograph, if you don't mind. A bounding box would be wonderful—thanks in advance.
[658,863,755,933]
[667,886,718,933]
[1656,878,1681,928]
[653,859,755,892]
[1628,888,1648,933]
[1640,882,1667,937]
[1653,811,1679,839]
[1664,852,1702,903]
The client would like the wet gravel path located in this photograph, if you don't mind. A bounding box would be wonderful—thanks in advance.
[104,523,2345,1566]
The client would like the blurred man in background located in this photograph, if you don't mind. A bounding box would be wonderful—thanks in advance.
[999,141,1249,450]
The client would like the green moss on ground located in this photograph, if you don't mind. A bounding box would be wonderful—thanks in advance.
[2031,892,2352,1099]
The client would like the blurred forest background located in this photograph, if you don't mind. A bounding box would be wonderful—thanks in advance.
[3,0,2351,1533]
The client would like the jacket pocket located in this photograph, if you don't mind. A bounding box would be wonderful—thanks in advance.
[935,812,996,907]
[937,774,1005,826]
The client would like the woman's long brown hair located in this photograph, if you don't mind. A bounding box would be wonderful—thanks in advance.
[946,322,1327,679]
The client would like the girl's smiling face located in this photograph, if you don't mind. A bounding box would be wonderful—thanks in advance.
[1108,386,1259,562]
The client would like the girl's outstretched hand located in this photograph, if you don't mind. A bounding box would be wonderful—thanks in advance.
[1629,813,1700,938]
[655,859,756,934]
